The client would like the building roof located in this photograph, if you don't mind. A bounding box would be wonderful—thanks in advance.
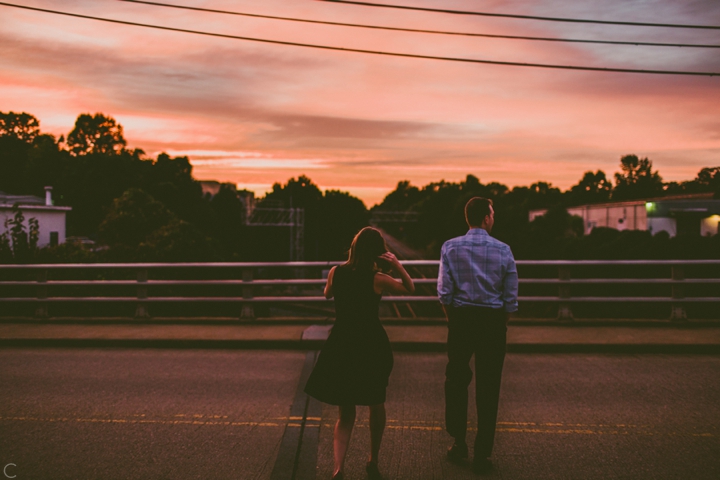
[0,191,71,212]
[530,193,718,215]
[0,191,45,205]
[0,204,71,212]
[646,199,720,217]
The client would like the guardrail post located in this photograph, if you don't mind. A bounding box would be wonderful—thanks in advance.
[290,267,304,295]
[670,265,687,322]
[241,268,255,319]
[135,268,149,318]
[557,266,574,321]
[35,269,48,318]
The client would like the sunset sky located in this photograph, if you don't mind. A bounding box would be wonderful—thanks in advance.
[1,0,719,206]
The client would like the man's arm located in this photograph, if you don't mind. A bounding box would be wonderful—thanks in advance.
[501,249,519,315]
[437,244,455,319]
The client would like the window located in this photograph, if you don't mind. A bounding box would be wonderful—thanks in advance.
[50,231,59,246]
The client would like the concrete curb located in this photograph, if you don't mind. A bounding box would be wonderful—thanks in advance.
[1,338,719,354]
[3,317,720,327]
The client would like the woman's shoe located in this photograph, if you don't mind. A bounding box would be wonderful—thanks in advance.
[447,441,469,464]
[366,461,384,480]
[332,471,344,480]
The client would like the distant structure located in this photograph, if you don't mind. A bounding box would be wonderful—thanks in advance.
[201,181,304,260]
[199,180,225,198]
[247,202,305,261]
[238,190,256,220]
[0,187,71,247]
[529,194,720,237]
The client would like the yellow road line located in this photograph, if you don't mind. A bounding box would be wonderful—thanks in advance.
[497,421,652,428]
[0,415,282,428]
[1,415,713,438]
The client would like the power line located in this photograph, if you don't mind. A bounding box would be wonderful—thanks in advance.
[1,2,718,77]
[319,0,720,30]
[119,0,720,49]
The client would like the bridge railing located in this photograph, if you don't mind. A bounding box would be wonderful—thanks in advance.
[0,260,719,320]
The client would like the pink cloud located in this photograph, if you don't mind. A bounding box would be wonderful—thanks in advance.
[0,0,718,206]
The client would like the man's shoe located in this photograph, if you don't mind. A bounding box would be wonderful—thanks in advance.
[472,457,493,475]
[447,441,469,463]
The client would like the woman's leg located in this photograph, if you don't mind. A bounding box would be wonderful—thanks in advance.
[368,403,386,464]
[333,405,356,476]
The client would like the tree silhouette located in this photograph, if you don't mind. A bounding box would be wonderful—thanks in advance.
[0,206,39,263]
[377,180,423,211]
[0,111,40,142]
[0,111,43,194]
[612,155,663,200]
[209,184,248,257]
[98,188,175,249]
[696,167,720,198]
[567,170,612,205]
[98,188,214,261]
[66,113,127,156]
[320,190,370,259]
[263,175,324,259]
[143,153,208,228]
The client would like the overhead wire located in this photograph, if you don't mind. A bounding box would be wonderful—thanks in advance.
[119,0,720,49]
[318,0,720,30]
[0,2,717,76]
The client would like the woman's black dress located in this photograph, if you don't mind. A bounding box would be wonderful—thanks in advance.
[304,265,394,406]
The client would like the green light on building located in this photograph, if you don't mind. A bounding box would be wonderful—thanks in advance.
[645,202,655,211]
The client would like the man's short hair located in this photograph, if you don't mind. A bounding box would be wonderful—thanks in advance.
[465,197,493,227]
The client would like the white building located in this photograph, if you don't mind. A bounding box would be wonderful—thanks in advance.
[529,193,720,237]
[0,187,71,247]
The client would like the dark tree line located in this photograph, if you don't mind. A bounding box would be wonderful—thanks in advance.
[373,160,719,259]
[1,110,718,263]
[374,159,720,259]
[0,111,370,262]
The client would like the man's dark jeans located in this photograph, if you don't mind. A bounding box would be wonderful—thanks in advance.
[444,305,507,459]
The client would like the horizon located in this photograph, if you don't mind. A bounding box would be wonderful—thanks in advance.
[2,0,719,207]
[13,108,718,209]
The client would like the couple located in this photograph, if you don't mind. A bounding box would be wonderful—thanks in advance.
[304,197,519,479]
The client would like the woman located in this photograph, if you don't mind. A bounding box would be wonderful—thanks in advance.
[305,227,415,480]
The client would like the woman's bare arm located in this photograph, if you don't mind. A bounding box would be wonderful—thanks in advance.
[374,253,415,295]
[324,266,337,299]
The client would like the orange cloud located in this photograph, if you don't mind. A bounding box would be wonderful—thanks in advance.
[0,0,718,206]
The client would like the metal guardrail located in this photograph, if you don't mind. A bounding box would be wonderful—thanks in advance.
[1,260,719,320]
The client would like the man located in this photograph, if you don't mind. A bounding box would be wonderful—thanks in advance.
[437,197,518,474]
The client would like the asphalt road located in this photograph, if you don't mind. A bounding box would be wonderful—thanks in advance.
[1,350,719,480]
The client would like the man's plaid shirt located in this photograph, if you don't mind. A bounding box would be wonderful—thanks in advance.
[437,228,518,312]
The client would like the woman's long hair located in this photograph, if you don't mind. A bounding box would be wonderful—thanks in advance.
[343,227,389,272]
